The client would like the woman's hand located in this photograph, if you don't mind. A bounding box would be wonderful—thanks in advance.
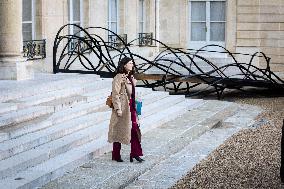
[116,109,122,117]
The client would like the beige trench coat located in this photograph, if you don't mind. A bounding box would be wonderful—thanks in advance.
[108,73,136,145]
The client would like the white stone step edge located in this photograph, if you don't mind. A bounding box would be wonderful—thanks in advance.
[184,98,205,110]
[1,100,105,143]
[0,115,111,180]
[165,102,239,147]
[0,99,106,144]
[48,89,157,125]
[142,95,185,117]
[0,106,54,128]
[7,98,106,136]
[0,89,164,143]
[0,93,185,161]
[42,95,88,113]
[48,98,107,125]
[0,103,18,115]
[0,118,53,144]
[0,102,186,187]
[0,80,111,116]
[0,74,101,103]
[84,86,155,104]
[0,78,110,115]
[0,111,110,162]
[16,80,112,109]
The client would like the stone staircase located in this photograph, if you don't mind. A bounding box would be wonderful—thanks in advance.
[0,73,205,189]
[40,98,262,189]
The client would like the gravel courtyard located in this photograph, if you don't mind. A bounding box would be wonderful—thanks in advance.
[172,91,284,189]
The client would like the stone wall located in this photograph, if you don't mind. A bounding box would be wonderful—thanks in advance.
[236,0,284,72]
[158,0,187,49]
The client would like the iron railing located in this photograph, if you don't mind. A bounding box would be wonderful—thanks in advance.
[108,34,127,49]
[23,39,46,60]
[68,37,92,54]
[138,32,153,46]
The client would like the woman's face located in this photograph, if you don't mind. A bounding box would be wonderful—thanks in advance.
[124,60,134,72]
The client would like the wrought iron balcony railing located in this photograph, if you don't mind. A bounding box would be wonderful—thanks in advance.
[23,39,46,60]
[68,37,93,54]
[138,32,153,46]
[108,34,127,49]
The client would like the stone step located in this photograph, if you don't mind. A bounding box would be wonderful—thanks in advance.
[0,99,106,144]
[0,103,17,115]
[125,128,240,189]
[84,88,111,102]
[0,114,110,180]
[14,80,112,109]
[140,90,169,103]
[0,73,101,103]
[124,105,262,189]
[0,115,53,143]
[93,101,238,189]
[0,87,157,143]
[0,106,54,129]
[40,100,242,189]
[16,80,111,113]
[0,100,105,159]
[47,88,156,125]
[47,98,107,127]
[0,100,190,188]
[0,93,185,161]
[0,111,110,162]
[184,98,205,110]
[142,95,185,118]
[39,95,88,112]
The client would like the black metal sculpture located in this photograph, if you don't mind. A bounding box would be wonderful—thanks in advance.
[53,24,284,98]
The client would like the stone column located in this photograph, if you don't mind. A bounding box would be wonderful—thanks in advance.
[0,0,33,80]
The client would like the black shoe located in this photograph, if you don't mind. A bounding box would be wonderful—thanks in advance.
[130,156,144,163]
[112,158,124,162]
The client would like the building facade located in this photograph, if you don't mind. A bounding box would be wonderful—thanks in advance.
[0,0,283,80]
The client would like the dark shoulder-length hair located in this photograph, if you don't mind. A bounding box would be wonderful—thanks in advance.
[115,56,136,76]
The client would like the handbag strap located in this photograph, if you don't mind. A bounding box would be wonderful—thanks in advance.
[127,75,136,111]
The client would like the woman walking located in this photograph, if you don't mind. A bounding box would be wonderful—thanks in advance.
[108,56,144,163]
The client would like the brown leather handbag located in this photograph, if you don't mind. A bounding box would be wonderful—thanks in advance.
[106,93,113,108]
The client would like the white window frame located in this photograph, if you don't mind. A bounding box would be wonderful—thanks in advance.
[68,0,84,36]
[22,0,36,41]
[108,0,119,34]
[139,0,146,33]
[188,0,226,49]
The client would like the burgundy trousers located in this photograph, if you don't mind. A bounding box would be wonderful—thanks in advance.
[112,98,143,160]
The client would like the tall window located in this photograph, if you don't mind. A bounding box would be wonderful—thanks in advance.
[108,0,119,34]
[210,1,226,41]
[139,0,146,33]
[189,0,226,49]
[22,0,35,41]
[68,0,83,36]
